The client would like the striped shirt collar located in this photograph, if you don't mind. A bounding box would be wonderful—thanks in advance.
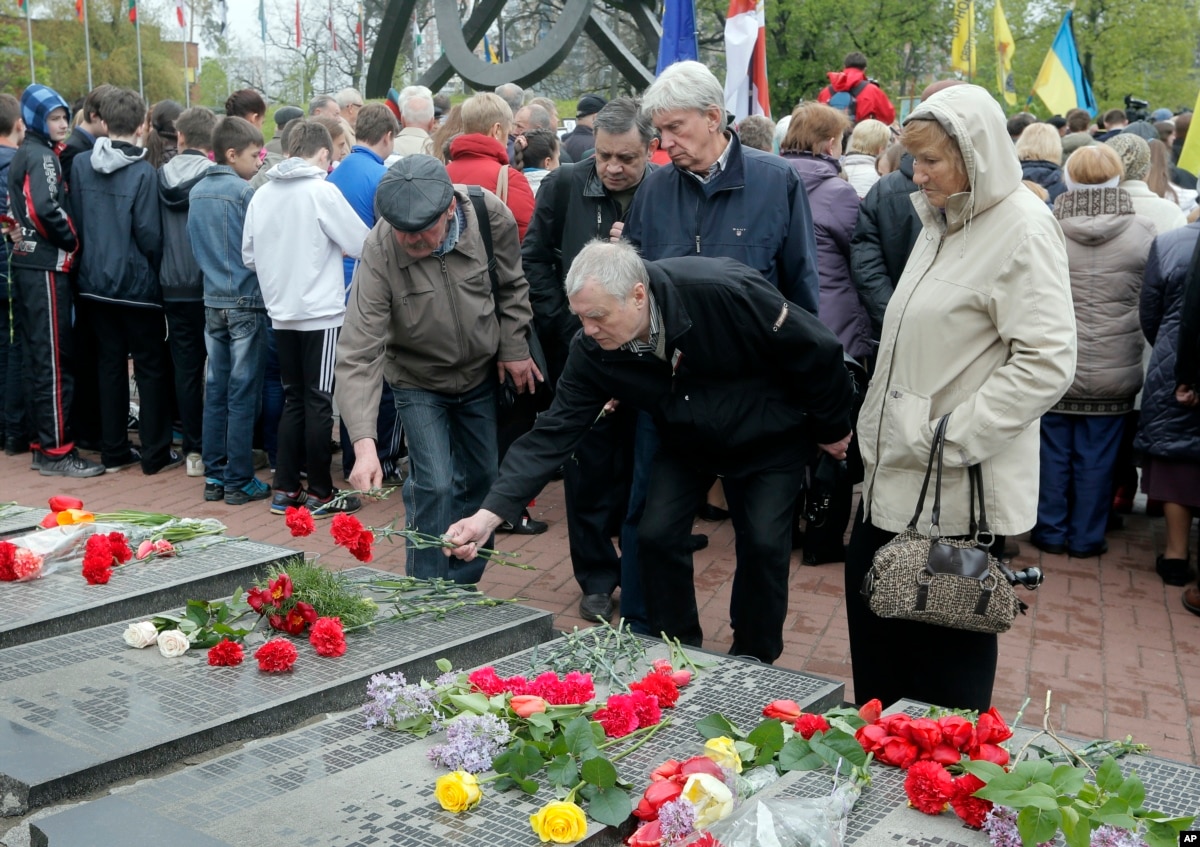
[620,289,664,358]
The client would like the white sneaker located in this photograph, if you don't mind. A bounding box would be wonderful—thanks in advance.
[186,452,204,477]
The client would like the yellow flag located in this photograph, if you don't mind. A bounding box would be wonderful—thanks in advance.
[994,0,1016,105]
[1178,88,1200,176]
[951,0,976,76]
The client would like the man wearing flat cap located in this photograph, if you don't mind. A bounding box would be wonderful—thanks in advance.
[334,155,540,584]
[561,94,606,162]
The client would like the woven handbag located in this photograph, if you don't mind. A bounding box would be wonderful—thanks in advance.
[861,415,1030,634]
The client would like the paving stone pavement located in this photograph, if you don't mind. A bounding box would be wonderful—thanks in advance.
[2,446,1197,764]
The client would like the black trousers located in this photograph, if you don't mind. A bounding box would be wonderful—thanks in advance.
[0,288,29,443]
[89,301,174,472]
[562,403,635,596]
[844,503,999,711]
[69,285,102,447]
[639,450,807,664]
[12,268,75,456]
[164,300,206,456]
[274,327,337,499]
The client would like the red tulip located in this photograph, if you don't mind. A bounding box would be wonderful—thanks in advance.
[939,715,976,751]
[969,743,1010,766]
[48,495,84,512]
[649,759,682,782]
[510,695,548,718]
[858,698,883,723]
[762,699,803,721]
[633,779,682,820]
[627,819,663,847]
[679,755,725,780]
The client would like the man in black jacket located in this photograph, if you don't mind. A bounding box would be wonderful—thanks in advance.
[521,98,656,626]
[445,241,856,664]
[59,85,113,185]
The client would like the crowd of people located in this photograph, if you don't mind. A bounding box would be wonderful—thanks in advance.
[2,52,1199,711]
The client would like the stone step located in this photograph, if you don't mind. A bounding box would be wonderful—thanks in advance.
[0,538,296,649]
[0,506,50,539]
[26,636,844,846]
[0,568,554,817]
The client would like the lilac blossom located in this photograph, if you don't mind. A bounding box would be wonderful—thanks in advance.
[1090,825,1147,847]
[427,713,511,773]
[982,807,1055,847]
[657,797,697,846]
[362,671,439,730]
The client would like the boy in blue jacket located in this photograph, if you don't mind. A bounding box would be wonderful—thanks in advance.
[69,87,177,475]
[187,117,271,506]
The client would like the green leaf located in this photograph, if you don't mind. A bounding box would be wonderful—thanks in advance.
[564,717,599,758]
[515,776,539,794]
[435,657,453,673]
[1016,805,1062,845]
[1146,820,1194,847]
[517,742,545,776]
[546,755,578,788]
[961,760,1010,784]
[585,785,631,827]
[1095,756,1123,792]
[1049,765,1087,795]
[446,693,491,715]
[581,756,618,789]
[1001,784,1061,811]
[1061,806,1090,847]
[547,734,569,757]
[777,737,824,771]
[1116,774,1145,808]
[815,729,868,767]
[696,713,741,740]
[746,719,785,753]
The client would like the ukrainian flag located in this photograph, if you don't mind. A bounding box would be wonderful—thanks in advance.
[1031,10,1096,116]
[483,33,500,64]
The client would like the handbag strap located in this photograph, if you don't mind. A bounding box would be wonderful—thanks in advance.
[968,464,995,549]
[907,415,950,534]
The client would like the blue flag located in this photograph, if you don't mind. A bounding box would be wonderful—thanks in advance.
[657,0,699,75]
[1032,10,1097,117]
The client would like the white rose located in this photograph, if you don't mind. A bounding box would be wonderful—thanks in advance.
[123,621,159,649]
[157,629,191,658]
[681,773,734,828]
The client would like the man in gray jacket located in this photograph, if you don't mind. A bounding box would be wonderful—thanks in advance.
[334,155,540,584]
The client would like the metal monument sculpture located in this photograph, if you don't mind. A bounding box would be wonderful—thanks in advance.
[365,0,661,97]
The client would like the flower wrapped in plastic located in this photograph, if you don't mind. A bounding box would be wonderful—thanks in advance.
[699,781,861,847]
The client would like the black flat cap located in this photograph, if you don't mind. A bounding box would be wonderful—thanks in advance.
[273,105,304,128]
[576,94,607,118]
[375,155,455,232]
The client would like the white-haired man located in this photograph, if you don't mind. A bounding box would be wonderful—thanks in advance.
[335,88,365,129]
[392,85,436,158]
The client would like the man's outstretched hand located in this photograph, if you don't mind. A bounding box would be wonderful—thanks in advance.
[443,509,503,561]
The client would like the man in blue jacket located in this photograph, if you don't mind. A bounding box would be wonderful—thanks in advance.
[445,241,855,663]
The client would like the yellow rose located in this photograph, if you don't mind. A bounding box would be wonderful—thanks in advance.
[703,736,743,774]
[529,800,588,843]
[435,770,482,813]
[682,772,734,828]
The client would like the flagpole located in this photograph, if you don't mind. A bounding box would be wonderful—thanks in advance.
[183,1,191,108]
[135,7,145,99]
[24,0,35,84]
[83,0,93,91]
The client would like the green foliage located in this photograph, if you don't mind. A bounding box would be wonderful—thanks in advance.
[261,559,378,629]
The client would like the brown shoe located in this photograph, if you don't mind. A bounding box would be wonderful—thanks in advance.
[1184,586,1200,617]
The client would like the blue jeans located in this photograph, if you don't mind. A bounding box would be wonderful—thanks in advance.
[394,380,498,584]
[1033,412,1125,554]
[203,307,268,489]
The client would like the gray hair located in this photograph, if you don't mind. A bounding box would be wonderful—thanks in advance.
[335,88,363,108]
[564,240,648,300]
[495,83,525,114]
[402,95,435,127]
[641,61,724,119]
[308,94,337,115]
[398,85,433,109]
[594,97,655,146]
[521,104,554,131]
[772,114,792,154]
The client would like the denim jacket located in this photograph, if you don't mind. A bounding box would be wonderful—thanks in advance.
[186,165,265,310]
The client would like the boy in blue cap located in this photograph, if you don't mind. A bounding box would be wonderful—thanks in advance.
[5,84,103,477]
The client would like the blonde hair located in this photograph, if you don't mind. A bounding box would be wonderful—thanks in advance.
[781,103,850,155]
[902,118,968,187]
[1022,179,1049,202]
[1015,123,1063,165]
[1064,144,1123,185]
[460,92,512,136]
[848,119,891,156]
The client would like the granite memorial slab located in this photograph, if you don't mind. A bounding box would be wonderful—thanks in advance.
[27,635,844,846]
[0,568,554,817]
[0,538,296,649]
[0,506,50,540]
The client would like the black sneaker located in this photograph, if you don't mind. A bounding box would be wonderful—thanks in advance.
[105,447,142,474]
[39,450,105,478]
[309,490,362,518]
[203,479,225,502]
[270,489,308,515]
[499,510,548,535]
[147,450,185,475]
[226,478,271,505]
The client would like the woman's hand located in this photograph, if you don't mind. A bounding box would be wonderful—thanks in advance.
[1177,384,1199,407]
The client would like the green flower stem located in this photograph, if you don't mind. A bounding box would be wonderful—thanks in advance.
[600,717,672,761]
[371,526,534,570]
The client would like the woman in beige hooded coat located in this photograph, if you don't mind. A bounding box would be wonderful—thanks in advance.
[848,85,1078,711]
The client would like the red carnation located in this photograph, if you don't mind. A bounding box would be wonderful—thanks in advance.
[285,506,316,537]
[593,701,639,737]
[950,772,993,828]
[82,535,115,584]
[468,667,507,696]
[630,671,679,707]
[904,760,954,815]
[207,639,245,667]
[255,638,298,672]
[330,513,366,547]
[309,616,347,657]
[0,541,16,582]
[626,690,662,728]
[107,532,132,564]
[794,712,831,740]
[559,670,595,704]
[347,529,374,563]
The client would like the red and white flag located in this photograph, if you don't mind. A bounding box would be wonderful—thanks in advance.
[356,3,364,53]
[295,0,302,46]
[723,0,771,121]
[175,0,185,28]
[327,1,339,51]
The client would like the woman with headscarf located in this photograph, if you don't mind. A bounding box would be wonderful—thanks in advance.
[848,85,1077,711]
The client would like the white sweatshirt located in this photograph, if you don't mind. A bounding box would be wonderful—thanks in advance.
[242,158,369,331]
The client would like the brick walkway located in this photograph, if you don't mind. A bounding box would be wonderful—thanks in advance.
[2,447,1196,764]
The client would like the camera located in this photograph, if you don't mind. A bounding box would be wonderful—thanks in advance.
[1124,94,1150,123]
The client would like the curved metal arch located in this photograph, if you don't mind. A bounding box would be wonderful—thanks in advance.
[434,0,593,89]
[365,0,420,99]
[584,12,655,91]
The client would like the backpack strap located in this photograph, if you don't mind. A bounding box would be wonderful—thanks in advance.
[552,162,575,253]
[467,186,500,300]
